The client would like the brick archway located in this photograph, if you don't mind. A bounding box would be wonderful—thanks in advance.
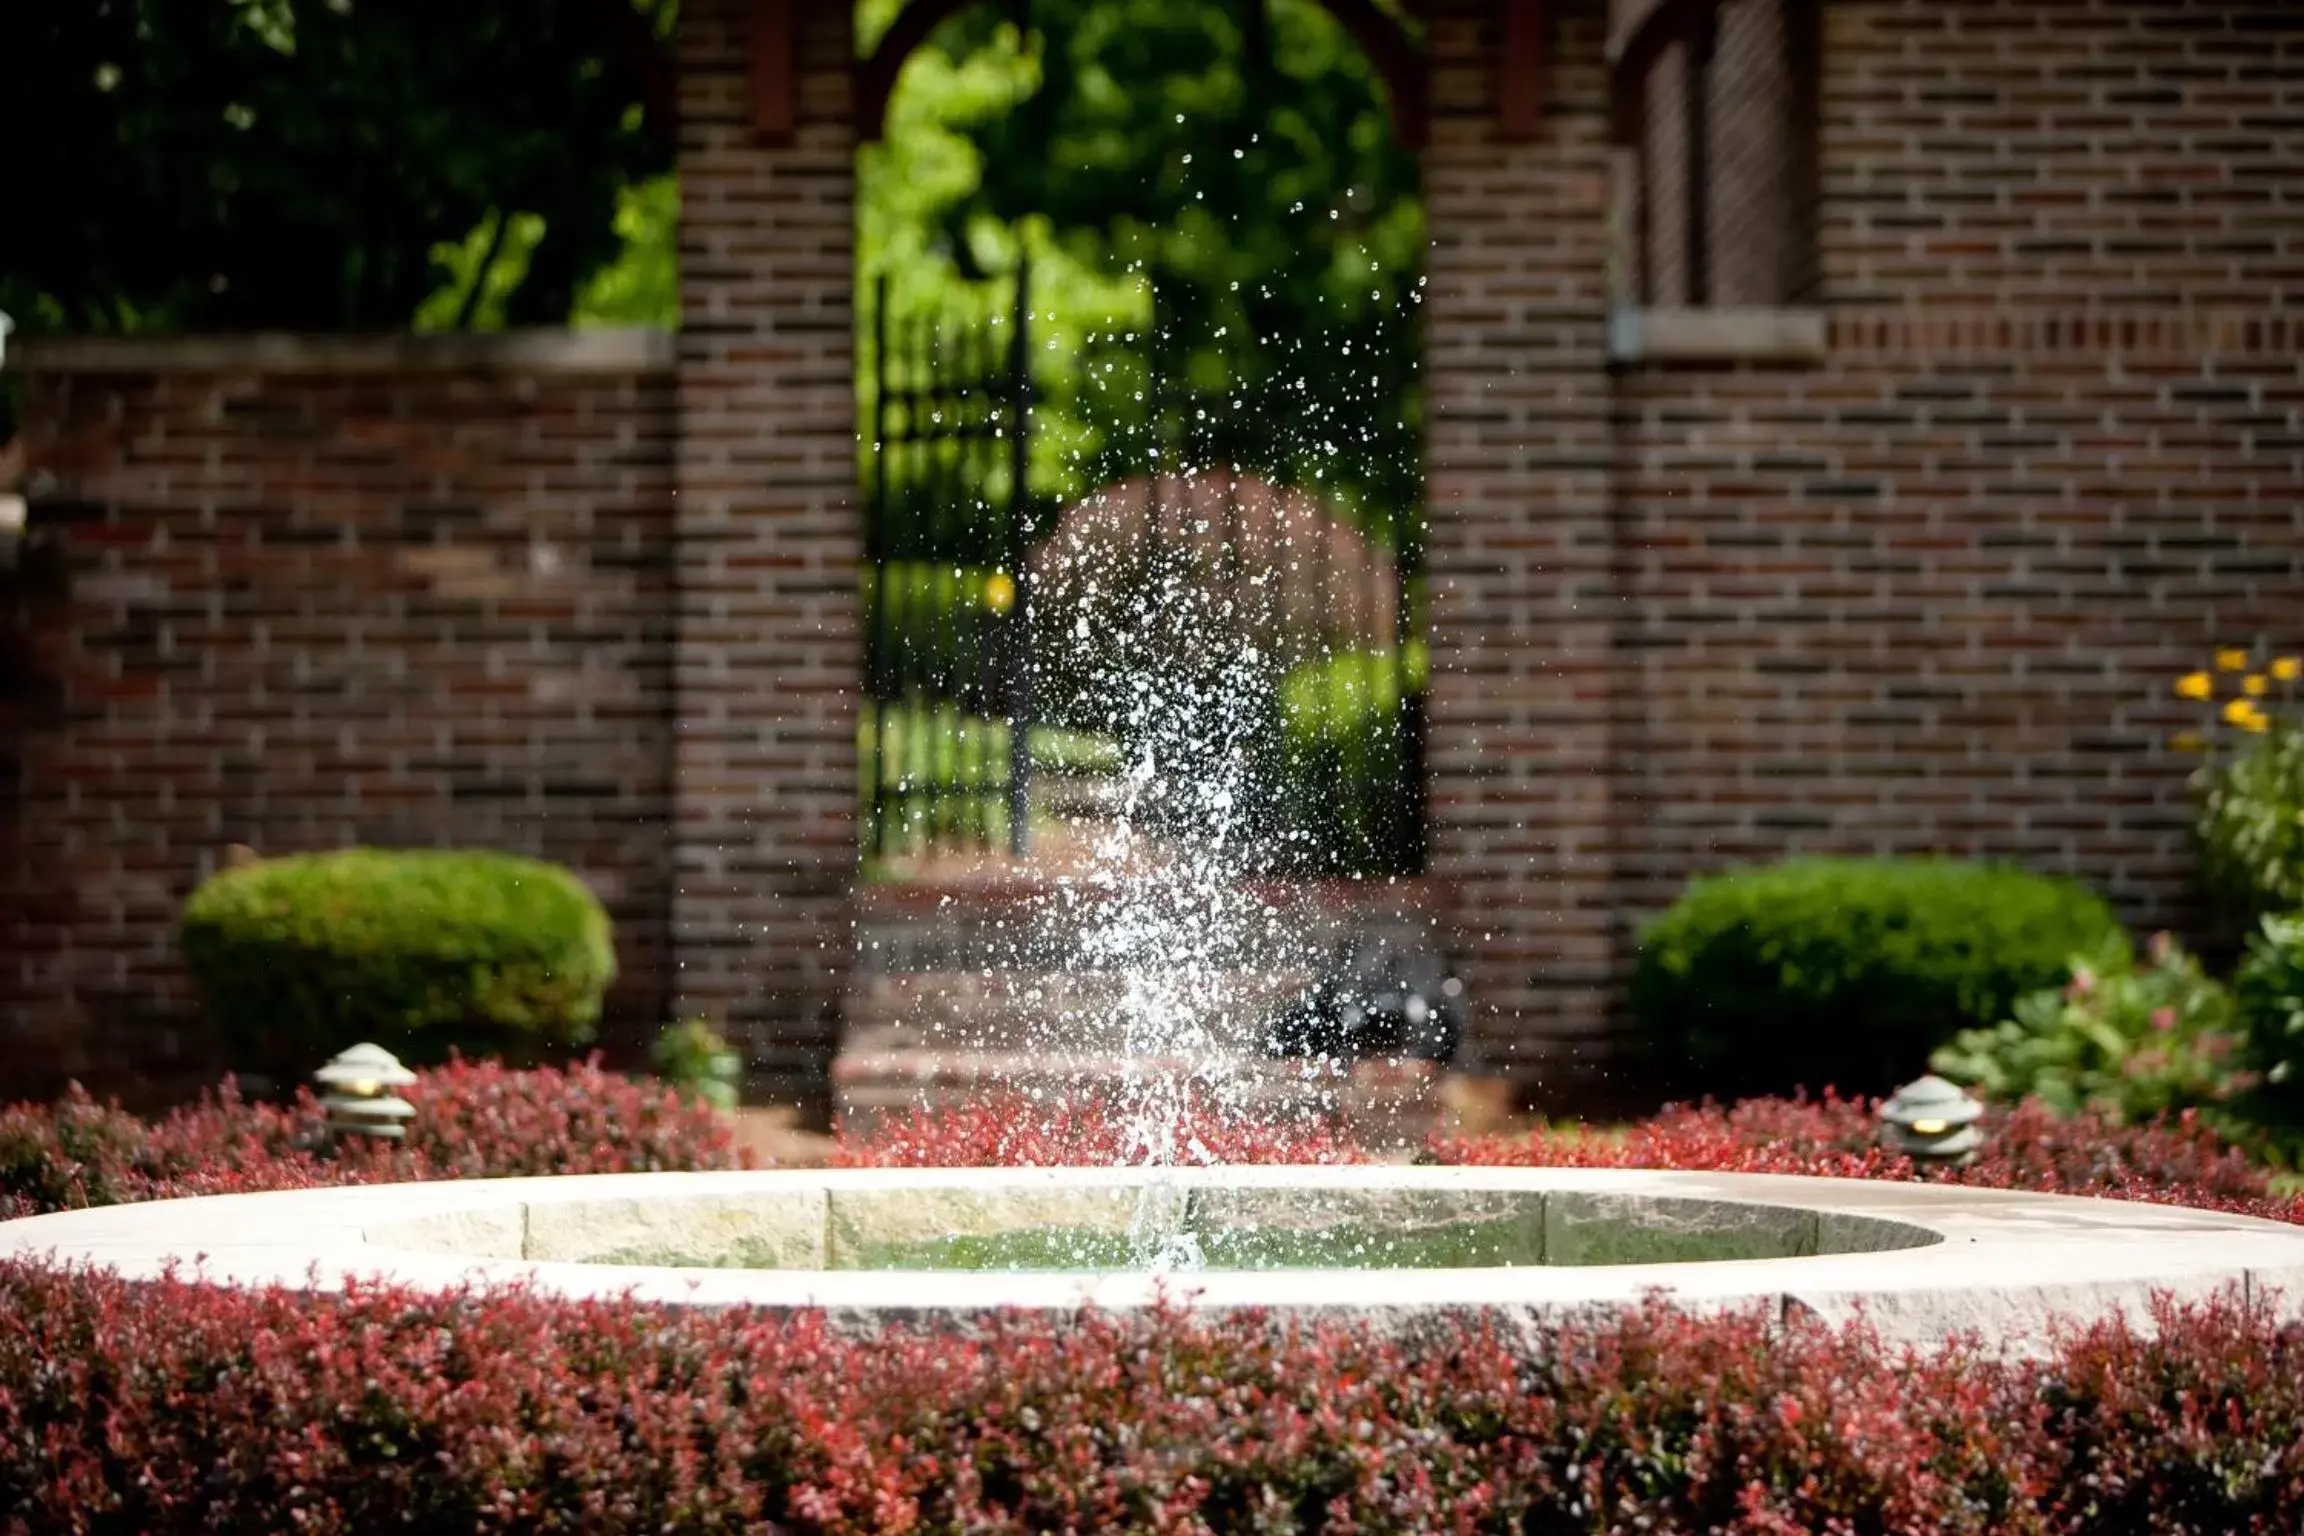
[678,0,1621,1105]
[853,0,1431,149]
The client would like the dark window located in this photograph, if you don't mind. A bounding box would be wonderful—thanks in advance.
[1625,0,1820,309]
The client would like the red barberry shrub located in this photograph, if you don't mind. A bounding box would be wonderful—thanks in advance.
[3,1263,2304,1534]
[1437,1092,1901,1178]
[400,1057,750,1177]
[1437,1095,2304,1227]
[833,1092,1366,1169]
[0,1059,748,1217]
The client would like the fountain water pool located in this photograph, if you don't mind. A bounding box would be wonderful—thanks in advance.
[10,1164,2304,1349]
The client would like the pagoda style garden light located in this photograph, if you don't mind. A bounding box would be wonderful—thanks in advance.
[314,1044,418,1142]
[1878,1075,1985,1166]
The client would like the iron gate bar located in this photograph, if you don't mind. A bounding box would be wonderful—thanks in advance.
[1005,258,1034,858]
[863,264,1424,878]
[862,266,1034,866]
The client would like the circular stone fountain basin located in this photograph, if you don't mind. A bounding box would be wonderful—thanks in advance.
[7,1166,2304,1347]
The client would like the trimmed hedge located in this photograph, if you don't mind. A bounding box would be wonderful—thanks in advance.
[3,1082,2302,1528]
[0,1059,746,1220]
[1435,1093,2301,1225]
[8,1077,2292,1227]
[2,1265,2303,1532]
[1264,644,1426,876]
[179,848,615,1077]
[831,1093,1366,1171]
[1632,857,2125,1099]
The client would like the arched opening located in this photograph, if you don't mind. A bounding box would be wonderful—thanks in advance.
[858,0,1427,149]
[855,0,1427,881]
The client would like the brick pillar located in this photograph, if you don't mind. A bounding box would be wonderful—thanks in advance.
[673,0,859,1097]
[1422,0,1623,1096]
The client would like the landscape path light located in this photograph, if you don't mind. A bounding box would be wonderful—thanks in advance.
[1878,1073,1985,1166]
[1,309,22,572]
[315,1043,418,1142]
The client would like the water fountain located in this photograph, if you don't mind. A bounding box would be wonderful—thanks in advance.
[13,637,2304,1346]
[13,468,2304,1351]
[11,1163,2304,1349]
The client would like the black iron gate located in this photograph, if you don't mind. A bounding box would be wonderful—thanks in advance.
[860,268,1425,878]
[862,265,1038,863]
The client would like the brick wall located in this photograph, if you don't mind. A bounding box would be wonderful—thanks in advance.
[5,0,2296,1111]
[671,0,860,1096]
[1,338,676,1106]
[1610,0,2304,985]
[1423,0,1624,1089]
[1424,0,2303,1101]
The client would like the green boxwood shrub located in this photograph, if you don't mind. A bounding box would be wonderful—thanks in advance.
[1632,857,2125,1099]
[2238,913,2304,1133]
[648,1018,743,1112]
[2199,725,2304,931]
[179,848,614,1079]
[1263,643,1426,876]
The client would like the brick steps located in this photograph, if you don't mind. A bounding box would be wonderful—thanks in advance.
[838,767,1453,1128]
[832,962,1321,1130]
[831,1047,1360,1133]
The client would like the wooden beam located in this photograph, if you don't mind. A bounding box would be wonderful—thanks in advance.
[750,0,795,146]
[1498,0,1545,142]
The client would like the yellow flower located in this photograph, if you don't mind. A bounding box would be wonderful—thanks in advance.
[2174,671,2213,701]
[2241,710,2272,735]
[2245,674,2269,697]
[2216,648,2250,672]
[2223,698,2260,727]
[2275,657,2302,683]
[2170,731,2207,754]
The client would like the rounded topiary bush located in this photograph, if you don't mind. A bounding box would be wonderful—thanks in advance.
[1632,857,2125,1100]
[179,848,614,1079]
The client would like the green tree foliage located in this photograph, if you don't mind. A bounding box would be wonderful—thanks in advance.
[2,0,671,332]
[862,0,1424,524]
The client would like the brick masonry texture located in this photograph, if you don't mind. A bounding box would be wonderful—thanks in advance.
[1422,0,2303,1092]
[1424,0,1622,1082]
[1602,0,2304,1086]
[5,0,2301,1107]
[670,0,859,1095]
[4,363,677,1107]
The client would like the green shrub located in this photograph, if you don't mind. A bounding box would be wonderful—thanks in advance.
[1265,644,1426,876]
[2199,725,2304,931]
[179,848,614,1079]
[1632,858,2125,1099]
[2238,913,2304,1132]
[649,1018,743,1112]
[1932,933,2252,1125]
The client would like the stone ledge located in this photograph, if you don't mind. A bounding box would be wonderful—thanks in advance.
[1607,307,1828,367]
[8,328,675,377]
[8,1166,2304,1350]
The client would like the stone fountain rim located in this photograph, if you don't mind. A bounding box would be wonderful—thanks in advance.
[6,1165,2304,1347]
